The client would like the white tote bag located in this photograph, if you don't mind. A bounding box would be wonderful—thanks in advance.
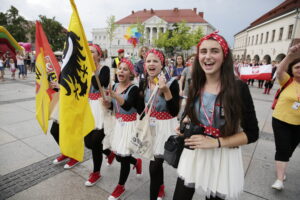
[130,85,159,160]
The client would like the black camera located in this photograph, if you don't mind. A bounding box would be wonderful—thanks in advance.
[180,121,205,150]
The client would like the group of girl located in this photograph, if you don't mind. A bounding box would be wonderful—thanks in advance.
[49,32,262,200]
[0,54,17,81]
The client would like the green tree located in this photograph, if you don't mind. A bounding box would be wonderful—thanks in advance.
[135,17,146,46]
[36,15,66,51]
[1,6,29,42]
[154,21,204,55]
[106,15,118,57]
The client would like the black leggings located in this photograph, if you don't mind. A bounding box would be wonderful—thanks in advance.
[115,155,137,185]
[149,157,164,200]
[173,178,224,200]
[50,121,59,144]
[264,80,274,89]
[272,117,300,162]
[84,129,111,172]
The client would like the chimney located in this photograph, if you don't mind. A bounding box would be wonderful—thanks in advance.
[198,12,204,18]
[174,8,178,12]
[193,8,197,13]
[151,8,154,14]
[144,8,147,12]
[132,10,134,14]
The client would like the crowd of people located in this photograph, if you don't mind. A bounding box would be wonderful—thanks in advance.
[233,58,278,95]
[0,50,35,81]
[4,31,298,199]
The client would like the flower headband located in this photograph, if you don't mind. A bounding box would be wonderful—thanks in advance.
[197,31,229,58]
[119,58,136,76]
[88,43,102,57]
[145,48,165,65]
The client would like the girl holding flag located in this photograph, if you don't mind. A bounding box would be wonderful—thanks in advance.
[83,43,115,186]
[103,58,142,200]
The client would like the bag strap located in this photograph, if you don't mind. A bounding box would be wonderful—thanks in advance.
[139,85,159,118]
[275,77,293,100]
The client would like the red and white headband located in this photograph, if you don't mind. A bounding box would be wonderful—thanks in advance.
[119,58,136,76]
[145,49,165,65]
[88,43,102,57]
[197,31,229,58]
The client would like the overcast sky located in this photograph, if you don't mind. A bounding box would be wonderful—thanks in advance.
[1,0,284,46]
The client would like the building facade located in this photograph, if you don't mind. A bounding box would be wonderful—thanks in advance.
[92,8,215,58]
[233,0,300,63]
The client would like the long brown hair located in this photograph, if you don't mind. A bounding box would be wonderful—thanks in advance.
[185,39,242,137]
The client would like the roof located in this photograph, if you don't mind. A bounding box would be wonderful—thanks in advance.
[249,0,300,29]
[116,8,207,24]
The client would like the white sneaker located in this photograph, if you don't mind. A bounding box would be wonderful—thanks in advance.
[272,179,284,190]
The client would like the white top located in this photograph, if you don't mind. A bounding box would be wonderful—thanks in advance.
[16,55,24,65]
[0,59,3,67]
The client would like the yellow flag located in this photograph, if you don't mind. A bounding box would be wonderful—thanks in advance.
[59,0,96,161]
[35,49,50,133]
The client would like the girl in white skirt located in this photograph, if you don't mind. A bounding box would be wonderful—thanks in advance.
[139,49,180,200]
[83,44,115,186]
[173,32,259,200]
[104,58,142,200]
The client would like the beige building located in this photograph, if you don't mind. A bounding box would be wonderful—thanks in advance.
[92,8,215,57]
[233,0,300,63]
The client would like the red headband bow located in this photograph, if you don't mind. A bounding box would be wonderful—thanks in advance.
[145,49,165,65]
[119,58,136,76]
[88,43,102,57]
[197,31,229,58]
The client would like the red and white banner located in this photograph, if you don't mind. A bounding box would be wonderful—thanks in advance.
[239,64,272,80]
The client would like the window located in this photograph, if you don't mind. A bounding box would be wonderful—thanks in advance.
[248,37,251,45]
[271,30,275,42]
[251,36,254,45]
[288,24,293,39]
[99,36,101,40]
[265,32,269,43]
[118,40,120,45]
[255,34,258,45]
[260,33,263,44]
[278,27,283,41]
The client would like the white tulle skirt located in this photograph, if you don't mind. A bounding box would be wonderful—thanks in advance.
[110,119,137,157]
[152,117,179,157]
[89,99,105,130]
[177,147,244,200]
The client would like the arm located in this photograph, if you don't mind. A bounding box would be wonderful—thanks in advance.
[120,86,138,111]
[179,71,185,97]
[276,43,300,82]
[162,79,180,117]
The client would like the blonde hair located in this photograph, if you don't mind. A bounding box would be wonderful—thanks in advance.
[138,46,149,59]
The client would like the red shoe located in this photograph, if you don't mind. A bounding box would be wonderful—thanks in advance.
[157,185,165,200]
[106,152,116,165]
[133,158,142,175]
[108,184,125,200]
[64,158,79,169]
[53,154,68,165]
[85,172,101,186]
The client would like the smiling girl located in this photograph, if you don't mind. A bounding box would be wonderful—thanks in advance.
[104,58,142,200]
[139,49,180,200]
[173,32,259,200]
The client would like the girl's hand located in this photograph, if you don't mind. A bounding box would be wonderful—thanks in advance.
[50,81,59,89]
[158,73,168,92]
[175,126,184,137]
[184,135,219,149]
[287,43,300,61]
[108,85,117,99]
[101,99,111,108]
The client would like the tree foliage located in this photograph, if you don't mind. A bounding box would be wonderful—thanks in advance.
[0,6,29,42]
[0,6,66,51]
[154,21,204,55]
[106,15,118,56]
[36,15,66,51]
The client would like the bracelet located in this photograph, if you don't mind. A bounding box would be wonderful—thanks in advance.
[217,137,221,148]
